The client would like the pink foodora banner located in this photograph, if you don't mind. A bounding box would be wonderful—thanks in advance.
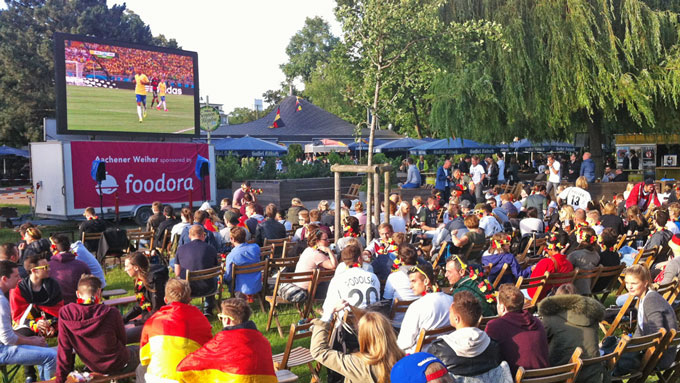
[70,141,210,209]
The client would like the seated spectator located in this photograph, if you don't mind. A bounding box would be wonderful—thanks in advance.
[398,263,453,353]
[175,225,219,316]
[0,242,27,278]
[384,245,421,328]
[519,207,545,236]
[293,228,337,292]
[308,209,332,238]
[146,201,166,233]
[430,291,511,380]
[48,235,91,304]
[311,311,404,383]
[0,260,57,381]
[69,240,106,288]
[478,204,503,237]
[56,275,139,383]
[644,209,673,260]
[538,284,606,382]
[522,185,548,219]
[485,284,550,376]
[170,207,193,242]
[124,252,169,342]
[600,202,625,236]
[419,197,440,235]
[444,257,497,317]
[321,245,380,322]
[386,201,407,233]
[558,176,592,211]
[292,209,310,242]
[138,279,213,383]
[154,205,178,246]
[318,200,335,227]
[567,227,600,294]
[450,215,485,264]
[363,223,398,281]
[390,352,455,383]
[667,203,680,234]
[255,203,287,247]
[178,210,220,251]
[482,233,523,285]
[223,227,262,297]
[336,216,366,254]
[11,255,63,382]
[78,207,107,252]
[528,232,574,300]
[615,265,678,375]
[401,157,421,188]
[20,226,52,262]
[286,197,306,225]
[276,210,293,231]
[586,210,604,235]
[593,228,622,292]
[354,201,367,229]
[177,298,277,382]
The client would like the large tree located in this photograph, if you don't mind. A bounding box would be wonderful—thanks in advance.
[280,16,340,84]
[431,0,680,175]
[0,0,178,145]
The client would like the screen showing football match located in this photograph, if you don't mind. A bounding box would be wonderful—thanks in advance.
[55,33,199,136]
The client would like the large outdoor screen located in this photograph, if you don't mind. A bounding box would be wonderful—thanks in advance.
[54,33,199,136]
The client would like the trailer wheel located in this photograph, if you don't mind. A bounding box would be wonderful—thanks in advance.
[134,206,152,227]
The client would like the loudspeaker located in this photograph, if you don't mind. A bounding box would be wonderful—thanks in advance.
[195,155,210,181]
[199,162,209,180]
[91,160,106,183]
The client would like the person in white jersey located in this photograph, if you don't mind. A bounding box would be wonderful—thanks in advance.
[558,176,592,211]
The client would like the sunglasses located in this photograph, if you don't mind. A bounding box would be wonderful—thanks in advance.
[33,265,49,271]
[409,266,429,279]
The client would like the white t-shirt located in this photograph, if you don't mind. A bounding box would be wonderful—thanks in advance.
[558,187,592,211]
[470,164,485,184]
[547,161,561,183]
[321,267,381,321]
[519,217,545,236]
[397,292,453,353]
[384,268,420,327]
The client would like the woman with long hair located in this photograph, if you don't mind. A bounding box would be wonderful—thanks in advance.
[171,207,193,240]
[566,227,601,294]
[625,205,649,237]
[123,252,168,342]
[20,226,52,261]
[311,311,405,383]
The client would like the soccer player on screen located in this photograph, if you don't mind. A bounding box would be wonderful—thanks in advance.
[157,77,168,111]
[149,74,160,108]
[133,68,149,122]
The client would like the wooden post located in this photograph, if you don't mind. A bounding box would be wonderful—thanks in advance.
[373,172,380,228]
[366,175,372,243]
[334,171,341,244]
[384,169,390,225]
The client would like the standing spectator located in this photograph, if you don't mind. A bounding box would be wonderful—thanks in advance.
[469,156,486,203]
[545,154,561,198]
[436,159,453,203]
[255,203,287,247]
[579,152,595,183]
[401,157,421,188]
[146,201,166,233]
[138,279,213,383]
[223,227,262,297]
[567,153,580,183]
[48,235,91,304]
[56,275,139,383]
[430,291,510,380]
[78,207,107,252]
[311,311,404,383]
[485,284,550,376]
[0,260,57,381]
[506,158,520,184]
[538,284,606,383]
[175,225,219,316]
[485,156,499,187]
[177,298,277,382]
[558,176,592,212]
[398,264,453,353]
[497,154,506,184]
[417,155,429,186]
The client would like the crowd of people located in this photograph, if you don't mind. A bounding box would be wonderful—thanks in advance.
[2,155,680,382]
[64,40,194,86]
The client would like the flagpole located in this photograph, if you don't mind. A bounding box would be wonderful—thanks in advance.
[206,95,211,145]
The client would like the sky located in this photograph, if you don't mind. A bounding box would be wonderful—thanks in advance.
[113,0,342,113]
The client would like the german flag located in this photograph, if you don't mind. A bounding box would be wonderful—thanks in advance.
[295,96,302,112]
[177,325,277,382]
[269,107,284,128]
[139,302,214,382]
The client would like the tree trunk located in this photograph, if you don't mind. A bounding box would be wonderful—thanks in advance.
[411,96,423,139]
[586,108,604,180]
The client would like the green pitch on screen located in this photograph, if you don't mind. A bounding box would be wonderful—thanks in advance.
[66,85,196,134]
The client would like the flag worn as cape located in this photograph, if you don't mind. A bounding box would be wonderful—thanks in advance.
[139,302,213,382]
[177,322,277,383]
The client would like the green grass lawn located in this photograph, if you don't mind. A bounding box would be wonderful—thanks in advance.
[66,85,195,134]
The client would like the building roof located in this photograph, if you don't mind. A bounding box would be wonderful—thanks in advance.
[202,96,402,144]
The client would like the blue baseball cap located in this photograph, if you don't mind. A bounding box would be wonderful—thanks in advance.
[390,352,448,383]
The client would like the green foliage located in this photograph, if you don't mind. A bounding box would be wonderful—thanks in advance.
[285,144,304,165]
[0,0,179,146]
[280,16,340,83]
[226,107,262,125]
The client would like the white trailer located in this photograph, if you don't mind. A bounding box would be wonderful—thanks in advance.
[30,141,216,225]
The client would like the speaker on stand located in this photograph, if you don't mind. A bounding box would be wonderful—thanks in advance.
[195,155,210,202]
[91,160,106,217]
